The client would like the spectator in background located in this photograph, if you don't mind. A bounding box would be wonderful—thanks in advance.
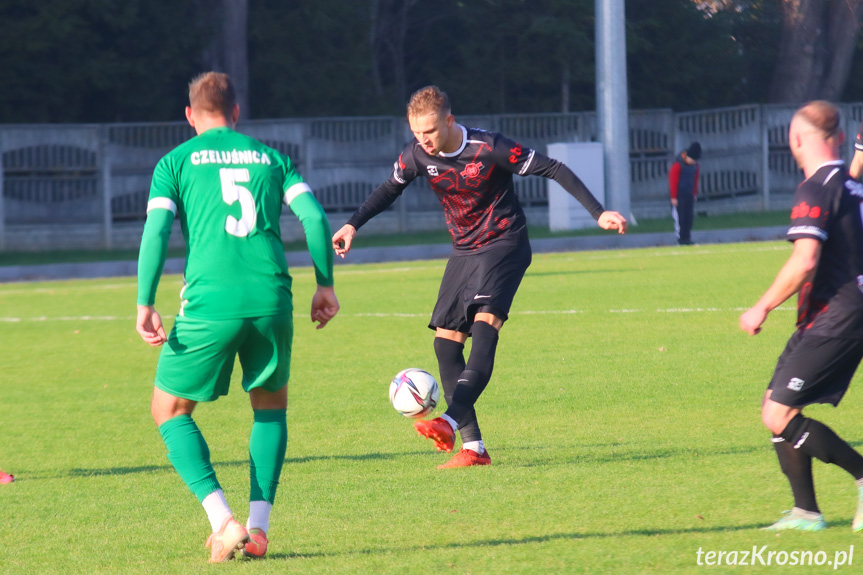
[669,142,701,245]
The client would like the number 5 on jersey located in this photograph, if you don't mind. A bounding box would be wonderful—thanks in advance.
[220,167,256,237]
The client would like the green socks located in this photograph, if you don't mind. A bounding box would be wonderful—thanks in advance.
[158,414,221,502]
[158,409,287,506]
[249,409,288,504]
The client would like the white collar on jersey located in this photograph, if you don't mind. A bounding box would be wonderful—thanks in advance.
[439,124,468,158]
[815,160,845,170]
[814,160,845,185]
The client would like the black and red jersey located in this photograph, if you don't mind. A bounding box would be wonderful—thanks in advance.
[347,125,603,253]
[787,161,863,337]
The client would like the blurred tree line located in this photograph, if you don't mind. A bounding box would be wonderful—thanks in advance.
[0,0,861,123]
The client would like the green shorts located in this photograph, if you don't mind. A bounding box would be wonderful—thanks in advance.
[154,312,293,402]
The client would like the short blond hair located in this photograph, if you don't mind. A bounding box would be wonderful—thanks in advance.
[407,85,450,119]
[793,100,841,140]
[188,72,236,118]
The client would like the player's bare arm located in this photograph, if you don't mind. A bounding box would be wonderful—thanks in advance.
[311,285,339,329]
[739,238,821,335]
[597,211,628,234]
[136,304,167,346]
[332,224,357,259]
[850,150,863,181]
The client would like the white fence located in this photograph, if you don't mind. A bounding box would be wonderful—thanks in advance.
[3,104,863,251]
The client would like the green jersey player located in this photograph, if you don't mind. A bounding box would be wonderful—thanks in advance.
[136,72,339,563]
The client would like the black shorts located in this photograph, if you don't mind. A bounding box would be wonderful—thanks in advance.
[767,330,863,408]
[429,240,532,333]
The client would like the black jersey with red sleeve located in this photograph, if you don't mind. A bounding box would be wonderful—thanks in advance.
[787,161,863,337]
[347,125,604,253]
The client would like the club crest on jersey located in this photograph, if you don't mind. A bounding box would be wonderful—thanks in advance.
[787,377,805,392]
[427,166,439,176]
[461,162,484,179]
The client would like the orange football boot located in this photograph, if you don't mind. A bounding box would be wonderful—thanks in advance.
[414,417,455,453]
[206,517,248,563]
[437,448,492,469]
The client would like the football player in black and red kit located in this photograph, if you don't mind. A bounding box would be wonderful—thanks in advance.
[332,86,627,468]
[741,101,863,531]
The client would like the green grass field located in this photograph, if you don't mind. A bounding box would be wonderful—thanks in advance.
[2,241,862,574]
[0,210,791,266]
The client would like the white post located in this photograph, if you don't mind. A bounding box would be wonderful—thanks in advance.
[595,0,631,218]
[548,143,605,230]
[396,117,407,232]
[100,128,113,249]
[760,109,770,211]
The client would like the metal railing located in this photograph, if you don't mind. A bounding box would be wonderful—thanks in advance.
[3,103,859,250]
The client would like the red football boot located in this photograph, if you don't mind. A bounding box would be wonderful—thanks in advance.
[414,418,455,453]
[243,528,269,559]
[437,448,492,469]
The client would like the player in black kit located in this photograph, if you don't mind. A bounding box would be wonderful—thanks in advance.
[741,101,863,531]
[332,86,627,468]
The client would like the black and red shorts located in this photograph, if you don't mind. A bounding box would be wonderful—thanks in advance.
[429,239,532,334]
[767,329,863,408]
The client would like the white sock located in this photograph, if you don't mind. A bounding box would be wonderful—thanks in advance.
[462,440,484,455]
[792,507,822,520]
[202,489,233,532]
[441,413,458,432]
[247,500,273,533]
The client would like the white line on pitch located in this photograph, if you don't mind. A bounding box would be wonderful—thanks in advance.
[1,306,793,323]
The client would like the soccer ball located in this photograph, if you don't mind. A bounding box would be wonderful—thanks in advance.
[389,368,440,419]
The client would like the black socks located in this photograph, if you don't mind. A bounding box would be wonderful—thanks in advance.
[773,413,863,513]
[779,414,863,479]
[434,322,500,443]
[773,436,818,512]
[434,337,465,409]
